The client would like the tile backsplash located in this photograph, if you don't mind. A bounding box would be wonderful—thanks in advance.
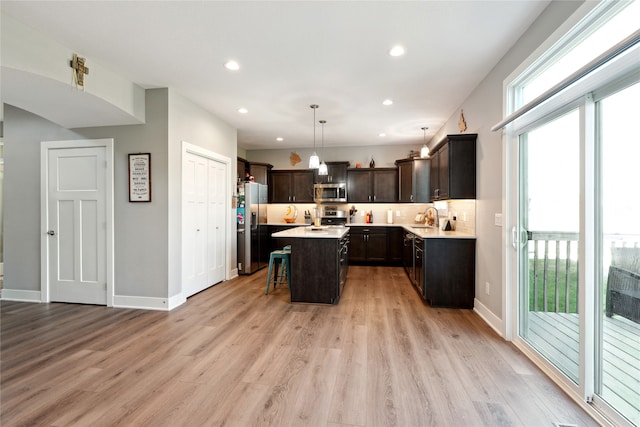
[266,200,476,234]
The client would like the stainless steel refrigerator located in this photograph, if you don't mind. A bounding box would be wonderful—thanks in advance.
[237,182,269,274]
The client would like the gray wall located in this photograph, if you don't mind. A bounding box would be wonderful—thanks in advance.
[246,143,423,169]
[430,1,583,322]
[166,89,237,297]
[3,87,238,302]
[3,105,83,291]
[76,88,170,298]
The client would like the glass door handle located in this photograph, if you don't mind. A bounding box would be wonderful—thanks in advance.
[512,226,529,249]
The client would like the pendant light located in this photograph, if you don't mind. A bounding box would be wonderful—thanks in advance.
[308,104,320,169]
[420,126,430,158]
[318,120,328,175]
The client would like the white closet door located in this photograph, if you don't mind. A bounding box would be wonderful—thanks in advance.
[183,149,227,298]
[208,159,226,286]
[183,152,208,296]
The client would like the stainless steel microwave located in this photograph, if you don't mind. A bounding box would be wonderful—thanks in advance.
[314,183,347,203]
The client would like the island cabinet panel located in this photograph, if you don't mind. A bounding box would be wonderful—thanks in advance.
[396,158,431,203]
[268,225,296,253]
[289,237,342,304]
[269,170,314,203]
[347,168,398,203]
[422,238,476,308]
[430,134,476,201]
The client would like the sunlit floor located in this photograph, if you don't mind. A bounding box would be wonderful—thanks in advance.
[527,311,640,425]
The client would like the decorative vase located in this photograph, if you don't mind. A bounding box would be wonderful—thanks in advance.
[369,156,375,168]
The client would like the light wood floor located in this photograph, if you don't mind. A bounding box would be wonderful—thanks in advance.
[1,266,598,427]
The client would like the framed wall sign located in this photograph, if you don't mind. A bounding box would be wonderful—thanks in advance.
[129,153,151,202]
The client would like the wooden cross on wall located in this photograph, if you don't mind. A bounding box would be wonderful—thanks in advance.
[70,53,89,89]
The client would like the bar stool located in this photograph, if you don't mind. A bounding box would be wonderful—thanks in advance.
[265,247,291,294]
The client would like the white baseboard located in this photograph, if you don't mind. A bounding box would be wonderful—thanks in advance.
[113,294,185,311]
[229,268,239,279]
[0,289,42,303]
[473,298,505,338]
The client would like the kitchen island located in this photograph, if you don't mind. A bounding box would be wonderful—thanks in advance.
[271,226,349,304]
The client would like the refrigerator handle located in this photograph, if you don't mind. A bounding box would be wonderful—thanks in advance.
[251,212,258,230]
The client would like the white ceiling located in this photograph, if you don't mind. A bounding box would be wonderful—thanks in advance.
[1,1,550,150]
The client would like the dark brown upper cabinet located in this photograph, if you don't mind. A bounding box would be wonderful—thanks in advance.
[430,134,476,201]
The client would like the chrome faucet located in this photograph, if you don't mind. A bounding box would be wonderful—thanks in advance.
[425,206,439,227]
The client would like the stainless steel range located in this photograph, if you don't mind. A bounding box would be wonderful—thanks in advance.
[320,205,347,226]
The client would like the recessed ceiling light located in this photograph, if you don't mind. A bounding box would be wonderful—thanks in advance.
[382,99,393,106]
[389,45,405,57]
[378,133,387,137]
[237,107,248,114]
[224,60,240,71]
[276,137,284,142]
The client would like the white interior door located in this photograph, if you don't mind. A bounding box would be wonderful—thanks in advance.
[183,149,227,298]
[208,159,226,285]
[46,145,107,305]
[183,152,208,296]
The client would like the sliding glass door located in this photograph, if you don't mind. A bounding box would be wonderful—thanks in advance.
[518,109,581,383]
[597,82,640,425]
[514,84,640,425]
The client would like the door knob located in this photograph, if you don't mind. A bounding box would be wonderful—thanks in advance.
[47,230,56,236]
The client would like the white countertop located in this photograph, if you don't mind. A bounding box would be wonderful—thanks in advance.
[271,226,349,239]
[400,225,475,239]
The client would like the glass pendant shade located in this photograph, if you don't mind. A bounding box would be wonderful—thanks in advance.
[420,126,430,158]
[318,119,328,175]
[309,153,320,169]
[309,104,320,169]
[318,161,328,175]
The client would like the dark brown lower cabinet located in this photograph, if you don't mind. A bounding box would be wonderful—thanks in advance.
[421,238,476,308]
[289,236,347,304]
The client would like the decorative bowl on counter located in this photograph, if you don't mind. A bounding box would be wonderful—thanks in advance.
[283,205,298,223]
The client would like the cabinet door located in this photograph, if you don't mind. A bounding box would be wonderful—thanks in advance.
[250,162,272,185]
[367,230,388,262]
[347,170,372,202]
[448,137,476,199]
[424,238,475,308]
[387,227,403,263]
[430,152,440,201]
[291,171,314,202]
[348,229,367,261]
[316,162,349,184]
[269,172,292,203]
[397,161,413,202]
[237,158,247,182]
[437,144,449,200]
[372,169,398,202]
[328,162,348,183]
[413,159,431,203]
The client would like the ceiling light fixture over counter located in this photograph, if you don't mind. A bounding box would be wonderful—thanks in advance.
[382,99,393,106]
[318,120,328,176]
[308,104,320,169]
[420,127,430,158]
[237,107,248,114]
